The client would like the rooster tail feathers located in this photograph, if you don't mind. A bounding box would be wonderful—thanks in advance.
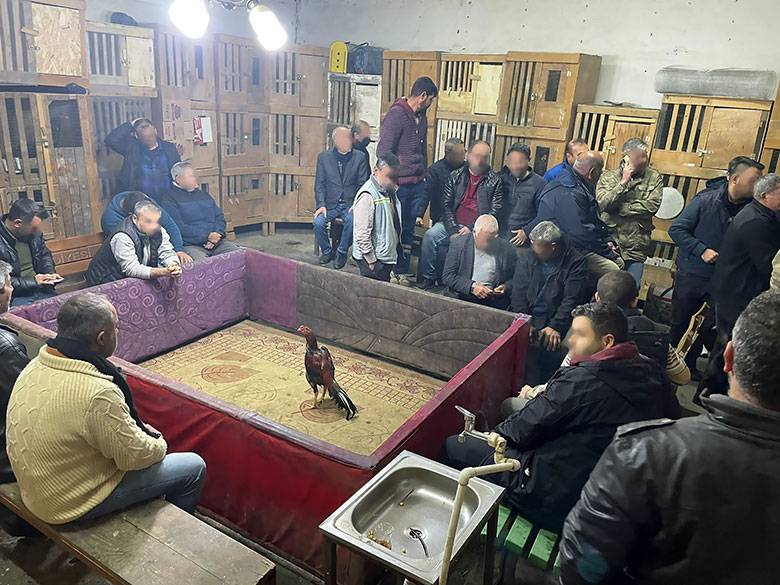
[329,380,357,420]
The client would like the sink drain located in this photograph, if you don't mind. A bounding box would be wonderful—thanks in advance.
[405,526,426,539]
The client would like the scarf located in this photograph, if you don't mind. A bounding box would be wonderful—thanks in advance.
[47,336,159,438]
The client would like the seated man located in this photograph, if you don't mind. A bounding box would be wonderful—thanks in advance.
[313,126,370,268]
[418,140,504,289]
[351,119,373,159]
[101,191,191,264]
[352,154,402,282]
[159,162,238,261]
[105,118,181,201]
[559,291,780,584]
[423,137,466,228]
[501,143,546,246]
[0,199,61,307]
[441,214,516,309]
[596,270,690,385]
[0,260,29,484]
[86,200,182,286]
[596,138,663,285]
[7,293,206,524]
[509,221,591,385]
[528,151,624,278]
[442,303,679,532]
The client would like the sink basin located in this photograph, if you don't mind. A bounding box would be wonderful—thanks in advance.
[320,451,505,585]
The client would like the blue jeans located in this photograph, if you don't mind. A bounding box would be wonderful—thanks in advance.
[10,287,56,307]
[313,203,353,257]
[395,182,428,274]
[419,222,451,282]
[78,453,206,521]
[625,260,645,286]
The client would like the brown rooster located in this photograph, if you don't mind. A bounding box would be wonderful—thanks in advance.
[297,325,357,420]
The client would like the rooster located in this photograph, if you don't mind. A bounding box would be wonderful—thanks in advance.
[297,325,357,420]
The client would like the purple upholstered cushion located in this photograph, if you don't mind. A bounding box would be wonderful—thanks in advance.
[244,249,299,330]
[10,250,248,362]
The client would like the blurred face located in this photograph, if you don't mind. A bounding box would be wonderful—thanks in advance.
[0,274,12,314]
[467,143,491,175]
[626,148,649,174]
[8,216,42,240]
[373,164,398,194]
[333,128,353,153]
[134,121,158,149]
[565,142,588,165]
[729,167,763,200]
[761,186,780,211]
[95,303,119,358]
[531,240,558,263]
[418,92,436,113]
[473,228,496,251]
[176,166,199,191]
[568,315,614,358]
[445,143,466,166]
[506,150,531,177]
[133,209,162,236]
[355,123,371,143]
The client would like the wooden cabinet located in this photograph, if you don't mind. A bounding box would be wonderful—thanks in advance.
[267,47,328,114]
[153,27,215,106]
[575,105,659,170]
[87,22,156,97]
[267,172,315,221]
[437,55,505,117]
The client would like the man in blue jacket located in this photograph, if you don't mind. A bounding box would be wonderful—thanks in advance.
[668,156,763,377]
[527,151,623,277]
[543,138,588,182]
[101,191,192,264]
[158,162,238,261]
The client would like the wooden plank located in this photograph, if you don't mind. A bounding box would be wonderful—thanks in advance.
[662,94,772,111]
[87,20,153,39]
[0,484,274,585]
[0,0,14,72]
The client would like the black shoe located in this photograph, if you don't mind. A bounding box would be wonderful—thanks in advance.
[416,279,437,290]
[333,253,347,269]
[318,253,333,265]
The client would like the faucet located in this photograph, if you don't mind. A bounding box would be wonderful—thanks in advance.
[440,406,522,585]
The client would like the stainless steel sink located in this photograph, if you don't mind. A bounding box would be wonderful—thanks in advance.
[320,451,505,585]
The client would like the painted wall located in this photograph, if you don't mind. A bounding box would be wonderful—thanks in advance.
[292,0,778,107]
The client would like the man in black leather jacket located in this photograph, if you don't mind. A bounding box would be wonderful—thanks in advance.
[0,199,59,307]
[559,290,780,585]
[0,260,30,484]
[442,303,679,531]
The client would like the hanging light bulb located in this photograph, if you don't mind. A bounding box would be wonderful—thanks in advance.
[247,1,288,51]
[169,0,210,39]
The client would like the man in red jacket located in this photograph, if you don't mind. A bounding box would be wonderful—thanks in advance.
[377,76,438,284]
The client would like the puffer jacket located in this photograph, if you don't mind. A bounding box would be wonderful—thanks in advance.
[0,216,55,296]
[559,395,780,585]
[488,342,680,531]
[0,324,29,483]
[442,166,504,235]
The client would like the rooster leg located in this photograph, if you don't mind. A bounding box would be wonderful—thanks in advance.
[309,383,319,407]
[319,386,327,407]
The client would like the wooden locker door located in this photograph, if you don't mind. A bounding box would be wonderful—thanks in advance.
[438,60,475,114]
[297,115,326,168]
[247,50,266,103]
[531,63,572,129]
[268,51,299,109]
[528,139,564,177]
[701,107,765,170]
[247,112,269,167]
[472,63,502,116]
[189,39,215,104]
[0,93,46,189]
[223,173,267,227]
[126,36,156,89]
[298,53,327,110]
[602,118,656,170]
[29,2,83,77]
[269,112,298,167]
[295,175,315,219]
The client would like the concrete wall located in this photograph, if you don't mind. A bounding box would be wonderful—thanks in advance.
[293,0,778,107]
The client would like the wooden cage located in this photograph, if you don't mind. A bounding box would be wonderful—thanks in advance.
[327,73,382,164]
[86,21,156,97]
[267,170,316,223]
[434,118,496,161]
[574,105,659,170]
[153,26,215,106]
[213,34,264,109]
[268,111,325,170]
[221,169,268,228]
[267,46,329,114]
[217,108,269,172]
[437,54,505,118]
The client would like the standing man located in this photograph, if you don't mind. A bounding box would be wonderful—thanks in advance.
[105,118,181,201]
[351,120,373,160]
[596,138,663,285]
[441,214,516,309]
[86,201,182,286]
[529,152,622,277]
[377,76,438,283]
[668,156,763,378]
[0,260,29,484]
[0,199,60,307]
[501,143,547,246]
[559,291,780,585]
[352,154,402,282]
[544,138,588,182]
[313,126,370,268]
[158,162,238,261]
[418,140,504,289]
[423,137,465,228]
[700,173,780,398]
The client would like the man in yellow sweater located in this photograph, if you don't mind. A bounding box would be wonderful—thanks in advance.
[7,292,206,524]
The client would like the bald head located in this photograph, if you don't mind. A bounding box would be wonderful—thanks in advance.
[331,126,352,154]
[572,151,604,185]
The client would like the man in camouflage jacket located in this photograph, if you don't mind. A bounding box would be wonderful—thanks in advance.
[596,138,663,285]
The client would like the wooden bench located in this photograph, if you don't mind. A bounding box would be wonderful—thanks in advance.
[48,233,105,292]
[0,483,275,585]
